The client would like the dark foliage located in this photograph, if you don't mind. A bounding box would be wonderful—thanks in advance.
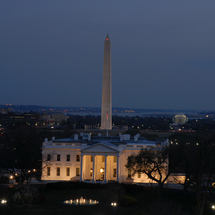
[118,195,137,206]
[46,181,105,190]
[0,128,43,184]
[0,176,9,184]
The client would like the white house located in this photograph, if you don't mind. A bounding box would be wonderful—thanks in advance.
[41,133,168,184]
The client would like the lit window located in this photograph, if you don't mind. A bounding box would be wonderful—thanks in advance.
[47,167,50,176]
[57,154,60,161]
[113,156,117,162]
[57,167,60,176]
[90,168,93,177]
[91,156,93,162]
[76,167,80,176]
[76,155,80,162]
[67,154,70,162]
[47,154,51,161]
[66,167,70,176]
[102,156,105,162]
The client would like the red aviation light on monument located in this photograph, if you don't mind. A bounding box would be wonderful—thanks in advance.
[105,34,110,41]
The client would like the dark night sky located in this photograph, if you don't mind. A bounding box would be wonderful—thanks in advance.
[1,1,215,110]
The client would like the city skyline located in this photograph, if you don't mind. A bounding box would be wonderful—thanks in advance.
[1,1,215,110]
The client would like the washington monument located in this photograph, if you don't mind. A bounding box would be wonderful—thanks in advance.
[101,34,112,130]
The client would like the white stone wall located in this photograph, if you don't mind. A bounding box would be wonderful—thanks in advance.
[42,148,80,181]
[41,140,167,184]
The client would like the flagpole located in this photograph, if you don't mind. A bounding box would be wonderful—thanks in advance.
[106,111,108,137]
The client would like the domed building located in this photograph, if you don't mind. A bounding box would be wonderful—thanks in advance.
[172,113,188,125]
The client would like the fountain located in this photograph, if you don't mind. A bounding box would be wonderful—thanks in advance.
[63,196,99,205]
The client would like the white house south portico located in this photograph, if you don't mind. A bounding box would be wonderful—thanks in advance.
[80,141,121,183]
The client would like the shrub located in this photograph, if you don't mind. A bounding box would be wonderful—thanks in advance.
[147,199,190,215]
[103,182,125,202]
[118,195,137,206]
[46,181,105,190]
[13,185,39,206]
[121,183,145,192]
[0,176,9,184]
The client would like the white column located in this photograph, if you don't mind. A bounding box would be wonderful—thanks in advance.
[109,156,112,180]
[80,155,83,182]
[116,155,119,182]
[104,156,107,183]
[92,155,96,183]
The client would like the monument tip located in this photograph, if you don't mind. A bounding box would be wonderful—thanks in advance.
[105,34,110,41]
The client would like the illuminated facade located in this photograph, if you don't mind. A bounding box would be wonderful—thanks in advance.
[101,34,112,130]
[42,133,169,183]
[172,113,188,125]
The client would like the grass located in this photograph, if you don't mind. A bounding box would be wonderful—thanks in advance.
[0,185,143,215]
[0,183,215,215]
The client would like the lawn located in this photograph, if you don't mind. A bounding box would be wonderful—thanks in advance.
[0,182,215,215]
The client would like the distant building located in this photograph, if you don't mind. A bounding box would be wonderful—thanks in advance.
[172,113,188,126]
[84,125,100,130]
[40,113,66,124]
[0,108,11,114]
[0,112,40,124]
[42,133,168,184]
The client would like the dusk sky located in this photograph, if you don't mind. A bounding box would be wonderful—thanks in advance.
[1,1,215,110]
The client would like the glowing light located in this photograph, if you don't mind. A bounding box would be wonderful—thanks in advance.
[1,199,7,204]
[64,197,98,205]
[9,175,13,179]
[212,205,215,209]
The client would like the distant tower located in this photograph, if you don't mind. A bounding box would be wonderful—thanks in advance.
[101,34,112,130]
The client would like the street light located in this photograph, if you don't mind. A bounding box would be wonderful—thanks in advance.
[111,202,117,206]
[1,199,7,215]
[1,200,7,204]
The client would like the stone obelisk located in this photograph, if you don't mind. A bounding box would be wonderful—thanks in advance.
[101,34,112,130]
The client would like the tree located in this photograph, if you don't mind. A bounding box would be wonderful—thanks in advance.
[170,133,215,215]
[126,144,170,192]
[169,133,200,194]
[0,128,43,184]
[190,135,215,215]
